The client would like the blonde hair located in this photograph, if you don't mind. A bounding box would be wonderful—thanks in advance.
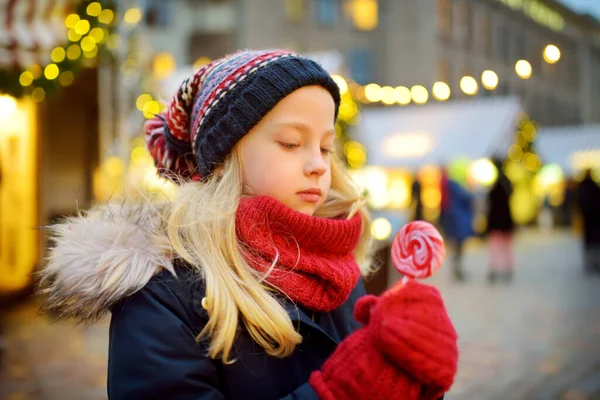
[167,147,373,363]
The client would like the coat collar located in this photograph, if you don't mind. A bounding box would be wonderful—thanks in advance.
[281,280,366,345]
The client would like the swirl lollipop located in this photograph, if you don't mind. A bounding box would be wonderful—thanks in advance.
[391,221,445,284]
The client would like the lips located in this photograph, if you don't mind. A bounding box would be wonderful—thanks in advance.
[297,188,322,203]
[297,188,322,196]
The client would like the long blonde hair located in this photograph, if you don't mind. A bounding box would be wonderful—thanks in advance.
[167,147,373,363]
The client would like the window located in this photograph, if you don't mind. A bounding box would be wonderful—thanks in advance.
[436,0,453,42]
[493,19,510,62]
[145,0,173,27]
[347,48,373,85]
[316,0,339,25]
[286,0,306,22]
[348,0,378,31]
[453,1,472,50]
[437,58,451,83]
[481,12,492,57]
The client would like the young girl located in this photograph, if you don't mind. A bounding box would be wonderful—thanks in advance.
[40,49,458,399]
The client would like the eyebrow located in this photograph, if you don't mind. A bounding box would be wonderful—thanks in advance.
[273,121,336,137]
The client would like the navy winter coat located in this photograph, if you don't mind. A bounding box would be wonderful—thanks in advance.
[108,266,365,399]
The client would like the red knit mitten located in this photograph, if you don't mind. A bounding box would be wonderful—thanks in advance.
[309,281,458,400]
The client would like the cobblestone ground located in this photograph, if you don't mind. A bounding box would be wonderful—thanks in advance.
[1,229,599,400]
[426,230,600,400]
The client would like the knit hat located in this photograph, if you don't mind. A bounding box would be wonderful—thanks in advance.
[144,49,341,182]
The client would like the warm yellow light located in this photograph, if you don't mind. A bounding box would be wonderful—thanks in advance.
[350,0,378,31]
[363,166,390,209]
[411,85,428,105]
[44,64,59,80]
[364,83,382,102]
[521,121,537,141]
[153,52,176,79]
[347,148,367,169]
[432,82,450,101]
[395,86,411,105]
[388,173,411,209]
[19,71,34,87]
[28,64,42,79]
[508,144,524,162]
[543,44,561,64]
[32,87,46,103]
[83,46,98,59]
[99,9,114,24]
[515,60,532,79]
[59,71,75,86]
[67,44,82,60]
[524,152,541,171]
[331,74,348,95]
[537,164,564,187]
[381,86,396,105]
[470,159,498,186]
[65,13,80,29]
[105,156,125,177]
[193,56,212,69]
[124,8,143,24]
[74,19,91,35]
[481,70,499,90]
[422,188,441,208]
[371,218,392,241]
[107,34,121,50]
[50,47,66,63]
[80,36,96,52]
[381,133,432,158]
[136,94,153,111]
[143,101,161,119]
[87,2,102,17]
[89,27,105,43]
[68,29,82,42]
[460,76,478,95]
[0,95,18,119]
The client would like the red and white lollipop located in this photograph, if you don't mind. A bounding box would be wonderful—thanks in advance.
[391,221,445,284]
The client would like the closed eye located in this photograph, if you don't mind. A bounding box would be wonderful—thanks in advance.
[321,148,333,154]
[278,142,299,150]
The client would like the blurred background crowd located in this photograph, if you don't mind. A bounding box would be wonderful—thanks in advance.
[0,0,600,399]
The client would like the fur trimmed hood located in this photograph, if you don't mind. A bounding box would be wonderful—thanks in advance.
[38,202,176,324]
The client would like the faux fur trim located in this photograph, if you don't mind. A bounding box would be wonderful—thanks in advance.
[38,201,176,324]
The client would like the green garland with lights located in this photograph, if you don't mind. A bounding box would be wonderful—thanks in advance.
[0,0,117,100]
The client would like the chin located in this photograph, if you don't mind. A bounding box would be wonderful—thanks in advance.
[293,203,318,216]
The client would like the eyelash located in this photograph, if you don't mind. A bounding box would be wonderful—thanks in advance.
[279,142,333,155]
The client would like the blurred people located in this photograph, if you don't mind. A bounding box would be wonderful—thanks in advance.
[486,159,515,283]
[538,193,554,232]
[411,176,424,221]
[577,169,600,273]
[439,167,474,281]
[559,177,578,228]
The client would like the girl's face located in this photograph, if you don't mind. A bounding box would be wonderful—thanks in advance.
[238,85,336,216]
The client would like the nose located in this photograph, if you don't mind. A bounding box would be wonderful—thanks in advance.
[304,146,328,177]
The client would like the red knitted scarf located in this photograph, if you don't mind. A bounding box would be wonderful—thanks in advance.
[236,196,362,312]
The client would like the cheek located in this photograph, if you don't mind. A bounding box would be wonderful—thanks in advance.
[242,152,295,195]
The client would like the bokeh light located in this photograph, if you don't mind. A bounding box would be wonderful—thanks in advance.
[515,60,532,79]
[481,70,499,90]
[371,218,392,241]
[395,86,411,105]
[543,44,561,64]
[410,85,428,105]
[432,82,450,101]
[460,76,478,95]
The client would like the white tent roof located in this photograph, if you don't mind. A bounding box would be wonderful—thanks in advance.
[536,124,600,174]
[353,96,523,169]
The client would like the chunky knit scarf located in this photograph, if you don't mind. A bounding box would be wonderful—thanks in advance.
[236,196,362,312]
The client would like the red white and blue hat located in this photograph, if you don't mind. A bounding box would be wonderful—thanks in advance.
[144,49,341,182]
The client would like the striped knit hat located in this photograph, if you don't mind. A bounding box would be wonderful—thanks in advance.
[144,49,341,182]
